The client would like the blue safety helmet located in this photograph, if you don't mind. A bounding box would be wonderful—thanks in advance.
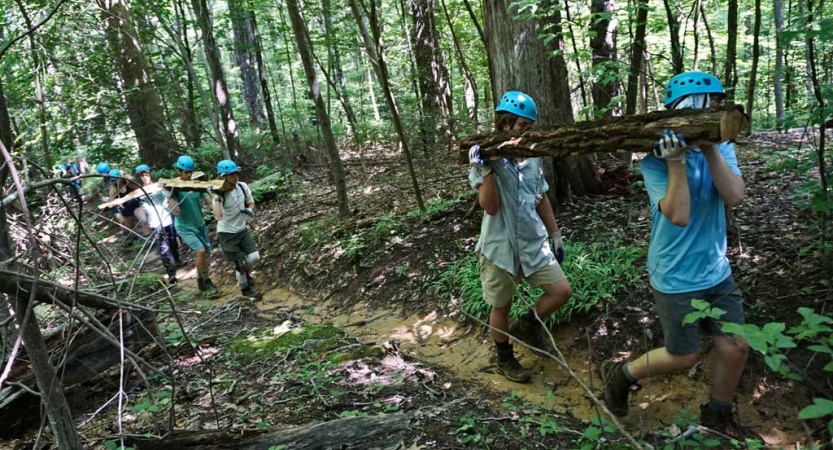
[135,164,151,176]
[665,71,726,109]
[217,159,239,176]
[97,162,111,174]
[176,155,195,171]
[58,164,67,171]
[109,169,122,178]
[495,91,537,121]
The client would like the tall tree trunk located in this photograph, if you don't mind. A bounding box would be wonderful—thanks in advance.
[460,0,492,105]
[625,0,648,116]
[745,0,762,130]
[322,0,359,137]
[249,2,280,144]
[484,0,602,203]
[98,0,179,168]
[724,0,739,100]
[397,0,423,123]
[590,0,620,118]
[228,0,265,126]
[662,0,684,74]
[562,0,589,109]
[13,0,52,169]
[349,0,426,211]
[285,0,349,216]
[439,0,477,124]
[692,0,701,70]
[191,0,242,160]
[408,0,453,151]
[700,2,718,75]
[774,0,786,131]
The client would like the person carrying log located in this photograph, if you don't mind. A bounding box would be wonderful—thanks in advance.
[136,164,182,285]
[108,168,143,247]
[598,72,763,443]
[82,162,113,204]
[468,91,573,383]
[167,155,218,297]
[208,159,261,300]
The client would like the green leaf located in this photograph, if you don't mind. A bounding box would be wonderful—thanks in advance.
[691,299,710,311]
[721,322,746,336]
[582,426,601,440]
[798,398,833,419]
[765,354,784,371]
[682,311,707,326]
[104,441,119,450]
[808,345,833,355]
[823,360,833,372]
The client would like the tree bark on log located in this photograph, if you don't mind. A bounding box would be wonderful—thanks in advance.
[0,270,150,311]
[459,106,750,160]
[127,413,411,450]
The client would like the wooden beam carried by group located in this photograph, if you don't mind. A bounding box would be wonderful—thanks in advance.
[458,105,750,160]
[97,172,235,210]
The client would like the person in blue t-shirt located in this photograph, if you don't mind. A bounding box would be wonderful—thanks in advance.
[599,72,762,442]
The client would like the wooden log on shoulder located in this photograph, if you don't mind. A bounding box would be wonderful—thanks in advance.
[458,105,750,160]
[126,413,411,450]
[99,173,233,210]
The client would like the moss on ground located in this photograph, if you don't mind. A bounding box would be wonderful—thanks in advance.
[228,325,382,363]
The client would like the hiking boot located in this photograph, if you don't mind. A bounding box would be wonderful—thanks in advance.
[197,277,205,291]
[508,318,550,355]
[700,404,765,443]
[599,359,638,417]
[246,272,255,287]
[495,345,531,383]
[241,286,262,300]
[201,278,219,298]
[203,278,217,292]
[169,276,178,286]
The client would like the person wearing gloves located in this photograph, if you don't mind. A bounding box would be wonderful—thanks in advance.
[168,156,218,297]
[136,164,182,285]
[208,159,261,300]
[468,91,573,383]
[599,72,761,442]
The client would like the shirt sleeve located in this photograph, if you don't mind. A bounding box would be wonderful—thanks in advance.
[242,182,254,204]
[536,159,549,196]
[468,166,483,190]
[641,155,669,215]
[719,142,742,176]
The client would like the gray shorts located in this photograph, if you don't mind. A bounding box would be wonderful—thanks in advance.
[654,275,745,356]
[218,230,257,263]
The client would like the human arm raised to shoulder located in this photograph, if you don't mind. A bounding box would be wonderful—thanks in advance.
[657,161,691,227]
[701,143,745,207]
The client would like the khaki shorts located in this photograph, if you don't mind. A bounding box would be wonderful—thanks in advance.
[480,255,567,307]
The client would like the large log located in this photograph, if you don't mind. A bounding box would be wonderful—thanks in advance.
[98,172,236,210]
[126,413,411,450]
[458,105,750,160]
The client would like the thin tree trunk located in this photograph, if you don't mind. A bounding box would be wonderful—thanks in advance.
[349,0,426,211]
[191,0,242,159]
[285,0,349,217]
[408,0,453,151]
[639,54,648,113]
[460,0,492,103]
[322,0,359,137]
[774,0,785,131]
[249,2,280,144]
[275,1,305,134]
[625,0,648,115]
[98,0,180,168]
[724,0,739,100]
[439,0,477,123]
[745,0,762,130]
[647,53,661,108]
[692,0,701,70]
[13,0,52,169]
[662,0,684,74]
[228,0,265,125]
[700,2,717,75]
[590,0,620,118]
[562,0,589,109]
[397,0,423,122]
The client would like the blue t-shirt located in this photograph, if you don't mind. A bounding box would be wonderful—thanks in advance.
[642,142,742,294]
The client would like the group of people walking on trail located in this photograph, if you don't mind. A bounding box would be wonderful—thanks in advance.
[469,72,761,442]
[84,157,262,300]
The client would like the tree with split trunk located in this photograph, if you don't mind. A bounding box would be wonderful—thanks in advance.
[97,0,179,169]
[625,0,648,116]
[590,0,620,118]
[190,0,242,159]
[483,0,602,203]
[228,0,266,126]
[285,0,349,217]
[408,0,452,151]
[661,0,683,75]
[723,0,739,101]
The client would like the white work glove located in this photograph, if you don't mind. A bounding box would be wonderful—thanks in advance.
[469,145,492,176]
[550,230,564,263]
[653,130,688,162]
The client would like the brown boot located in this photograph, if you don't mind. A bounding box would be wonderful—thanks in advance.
[700,404,765,444]
[509,318,551,356]
[598,359,638,417]
[495,344,531,383]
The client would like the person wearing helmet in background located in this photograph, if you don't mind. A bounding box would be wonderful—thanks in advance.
[82,162,113,204]
[599,72,761,442]
[168,155,218,296]
[209,159,261,300]
[136,164,182,285]
[467,91,573,383]
[108,169,143,247]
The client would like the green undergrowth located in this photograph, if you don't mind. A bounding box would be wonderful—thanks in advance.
[228,325,383,363]
[431,239,645,326]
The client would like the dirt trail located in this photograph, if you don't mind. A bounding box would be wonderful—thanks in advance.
[189,279,807,448]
